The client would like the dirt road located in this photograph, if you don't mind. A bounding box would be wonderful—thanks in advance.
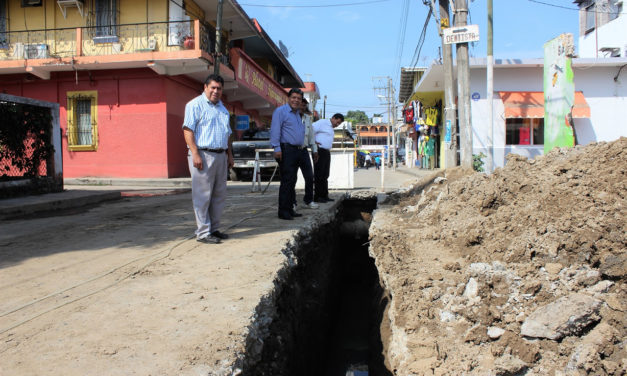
[0,166,432,376]
[0,184,312,375]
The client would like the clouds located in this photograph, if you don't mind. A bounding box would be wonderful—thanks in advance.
[334,10,361,23]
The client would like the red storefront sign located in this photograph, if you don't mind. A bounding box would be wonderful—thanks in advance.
[230,48,287,108]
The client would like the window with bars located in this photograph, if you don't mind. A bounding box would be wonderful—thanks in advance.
[0,0,7,49]
[67,91,98,151]
[94,0,118,40]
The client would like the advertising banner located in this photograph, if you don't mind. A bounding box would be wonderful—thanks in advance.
[543,34,575,153]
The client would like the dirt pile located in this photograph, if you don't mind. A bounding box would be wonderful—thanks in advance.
[370,138,626,375]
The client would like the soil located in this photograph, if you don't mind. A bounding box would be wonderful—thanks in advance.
[370,138,626,375]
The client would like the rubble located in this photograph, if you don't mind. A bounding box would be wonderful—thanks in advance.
[370,138,626,375]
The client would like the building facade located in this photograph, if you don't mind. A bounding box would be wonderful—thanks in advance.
[404,57,627,171]
[576,0,627,58]
[0,0,303,178]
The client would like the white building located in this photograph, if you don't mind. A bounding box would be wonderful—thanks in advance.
[576,0,627,57]
[411,57,627,170]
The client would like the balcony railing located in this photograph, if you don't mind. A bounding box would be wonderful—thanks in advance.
[0,20,224,64]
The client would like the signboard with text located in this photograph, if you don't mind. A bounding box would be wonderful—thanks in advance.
[232,49,287,108]
[443,24,480,45]
[236,115,250,131]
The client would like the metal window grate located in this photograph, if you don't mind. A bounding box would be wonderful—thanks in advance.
[75,98,93,145]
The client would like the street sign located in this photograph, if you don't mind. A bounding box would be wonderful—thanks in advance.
[236,115,250,130]
[443,24,480,45]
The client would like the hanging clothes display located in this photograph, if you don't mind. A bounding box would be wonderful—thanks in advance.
[414,102,442,169]
[403,105,414,124]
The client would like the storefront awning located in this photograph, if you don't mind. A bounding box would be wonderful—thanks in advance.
[499,91,590,119]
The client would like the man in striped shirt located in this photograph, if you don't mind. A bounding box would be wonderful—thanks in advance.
[182,74,234,244]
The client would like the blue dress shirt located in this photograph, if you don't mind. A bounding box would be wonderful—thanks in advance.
[270,104,305,152]
[182,94,231,149]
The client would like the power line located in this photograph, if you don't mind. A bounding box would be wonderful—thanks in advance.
[393,0,411,85]
[326,103,389,109]
[409,5,432,68]
[239,0,389,8]
[527,0,627,14]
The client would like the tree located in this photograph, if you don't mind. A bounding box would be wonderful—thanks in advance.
[345,110,369,124]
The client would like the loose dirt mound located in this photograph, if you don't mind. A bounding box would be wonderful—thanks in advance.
[370,138,626,375]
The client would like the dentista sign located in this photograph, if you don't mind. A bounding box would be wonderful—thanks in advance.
[443,24,480,45]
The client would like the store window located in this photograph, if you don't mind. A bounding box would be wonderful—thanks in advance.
[67,91,98,151]
[505,118,544,146]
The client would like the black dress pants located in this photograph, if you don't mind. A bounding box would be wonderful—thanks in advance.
[314,147,331,200]
[278,145,300,216]
[296,148,314,205]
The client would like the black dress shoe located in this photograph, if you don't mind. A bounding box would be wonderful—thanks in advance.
[196,235,221,244]
[278,213,294,220]
[324,197,334,202]
[313,198,328,203]
[211,231,229,240]
[290,211,303,217]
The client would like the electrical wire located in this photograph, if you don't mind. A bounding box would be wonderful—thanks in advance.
[393,0,411,86]
[326,103,389,109]
[409,5,433,68]
[527,0,627,14]
[240,0,389,8]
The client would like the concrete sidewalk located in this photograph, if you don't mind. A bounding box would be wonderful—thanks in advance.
[0,166,437,220]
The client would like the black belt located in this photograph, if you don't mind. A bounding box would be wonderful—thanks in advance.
[281,143,305,150]
[200,148,226,153]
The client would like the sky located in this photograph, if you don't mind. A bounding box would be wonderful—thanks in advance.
[238,0,581,119]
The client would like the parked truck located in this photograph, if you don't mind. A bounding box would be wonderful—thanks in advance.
[230,130,277,181]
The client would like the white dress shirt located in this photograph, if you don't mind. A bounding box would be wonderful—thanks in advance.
[312,119,334,150]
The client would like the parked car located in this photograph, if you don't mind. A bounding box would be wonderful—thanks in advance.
[230,130,277,181]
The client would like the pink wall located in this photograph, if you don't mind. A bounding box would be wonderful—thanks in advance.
[0,69,194,178]
[0,69,276,178]
[165,76,201,178]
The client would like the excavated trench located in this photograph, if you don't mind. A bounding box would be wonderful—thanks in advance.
[239,195,392,376]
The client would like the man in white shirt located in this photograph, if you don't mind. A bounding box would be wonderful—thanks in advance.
[312,113,344,203]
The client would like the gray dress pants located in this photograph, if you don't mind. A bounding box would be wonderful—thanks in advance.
[187,150,227,239]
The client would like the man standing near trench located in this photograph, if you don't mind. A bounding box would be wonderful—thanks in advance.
[312,113,344,203]
[182,74,233,244]
[270,88,307,220]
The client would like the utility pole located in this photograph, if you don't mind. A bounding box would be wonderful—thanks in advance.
[214,0,224,75]
[439,0,457,168]
[455,0,473,169]
[386,84,391,168]
[486,0,494,172]
[389,77,397,170]
[373,76,391,167]
[323,95,327,118]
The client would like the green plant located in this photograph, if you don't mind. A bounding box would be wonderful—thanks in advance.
[0,101,54,177]
[473,152,486,172]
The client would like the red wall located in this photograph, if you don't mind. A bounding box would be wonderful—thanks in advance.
[1,68,275,178]
[165,76,201,178]
[0,69,202,178]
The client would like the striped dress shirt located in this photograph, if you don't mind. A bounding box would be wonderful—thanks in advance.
[182,94,231,149]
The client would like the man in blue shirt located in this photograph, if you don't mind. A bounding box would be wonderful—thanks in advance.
[270,88,307,220]
[182,74,234,243]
